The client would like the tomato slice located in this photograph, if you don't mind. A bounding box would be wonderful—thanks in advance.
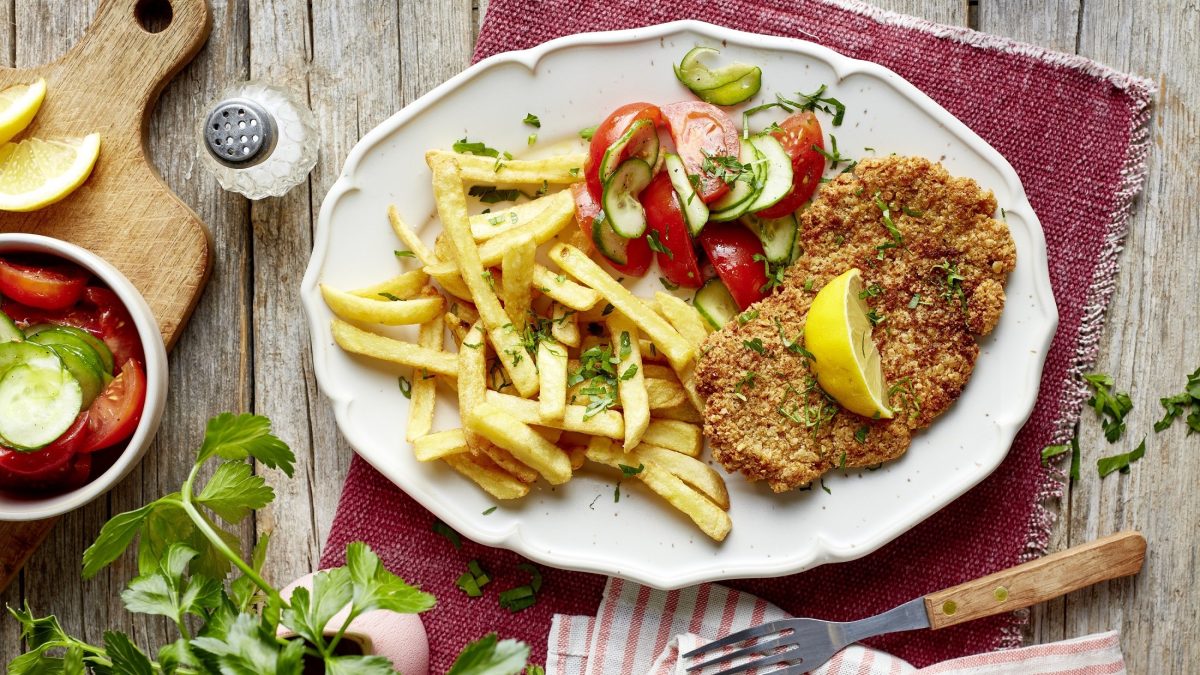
[698,223,771,310]
[755,111,826,219]
[640,172,702,289]
[660,102,740,204]
[83,287,144,368]
[0,255,89,311]
[585,102,663,201]
[0,413,88,489]
[80,359,146,453]
[570,182,652,278]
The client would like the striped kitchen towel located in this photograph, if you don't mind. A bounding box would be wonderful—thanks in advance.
[547,578,1127,675]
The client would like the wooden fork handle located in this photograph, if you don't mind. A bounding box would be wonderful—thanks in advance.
[924,531,1146,630]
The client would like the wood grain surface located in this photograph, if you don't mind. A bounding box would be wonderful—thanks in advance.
[1,1,1195,673]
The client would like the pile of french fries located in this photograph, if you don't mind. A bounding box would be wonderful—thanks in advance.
[319,149,731,541]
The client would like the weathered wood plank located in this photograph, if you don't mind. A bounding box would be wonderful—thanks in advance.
[870,0,969,25]
[977,0,1080,53]
[0,0,19,656]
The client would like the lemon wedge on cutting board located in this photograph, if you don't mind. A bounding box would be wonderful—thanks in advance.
[0,79,47,144]
[804,268,893,419]
[0,133,101,212]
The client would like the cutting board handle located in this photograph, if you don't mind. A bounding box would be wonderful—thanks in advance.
[60,0,211,107]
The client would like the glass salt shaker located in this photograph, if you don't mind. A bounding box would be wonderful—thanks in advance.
[198,81,318,199]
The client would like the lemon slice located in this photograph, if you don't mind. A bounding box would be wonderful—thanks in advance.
[0,133,101,212]
[804,268,893,419]
[0,79,47,145]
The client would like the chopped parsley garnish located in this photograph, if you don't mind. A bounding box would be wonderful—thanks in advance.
[1083,373,1134,443]
[601,303,615,316]
[1041,430,1082,481]
[777,378,839,433]
[618,331,632,359]
[1098,438,1146,478]
[1154,365,1200,433]
[813,135,855,173]
[701,151,755,188]
[499,563,543,612]
[804,278,815,292]
[659,277,680,291]
[873,192,904,259]
[752,253,787,293]
[570,345,621,419]
[775,318,814,360]
[453,137,501,157]
[932,261,966,309]
[858,283,882,299]
[887,378,921,420]
[481,269,496,290]
[732,370,757,401]
[743,338,767,355]
[737,308,759,325]
[398,376,412,399]
[456,559,492,597]
[902,205,924,218]
[614,463,645,502]
[854,425,869,443]
[579,125,598,141]
[394,249,416,258]
[866,308,886,327]
[527,133,537,146]
[820,478,831,494]
[482,506,497,515]
[469,185,523,203]
[432,520,462,549]
[523,113,541,128]
[569,167,580,176]
[621,364,639,381]
[785,84,846,126]
[646,230,673,258]
[908,293,924,309]
[378,292,402,302]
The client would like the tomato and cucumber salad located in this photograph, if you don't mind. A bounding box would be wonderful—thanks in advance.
[573,93,828,318]
[0,253,146,493]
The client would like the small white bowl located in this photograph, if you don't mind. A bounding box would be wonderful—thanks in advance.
[0,233,168,521]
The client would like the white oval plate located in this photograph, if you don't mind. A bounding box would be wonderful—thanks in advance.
[301,21,1057,590]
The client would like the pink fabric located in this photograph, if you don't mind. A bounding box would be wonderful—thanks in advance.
[544,578,1126,675]
[320,1,1154,671]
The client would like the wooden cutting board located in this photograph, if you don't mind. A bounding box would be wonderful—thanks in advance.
[0,0,212,591]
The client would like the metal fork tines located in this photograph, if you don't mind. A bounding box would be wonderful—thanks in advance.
[682,597,929,675]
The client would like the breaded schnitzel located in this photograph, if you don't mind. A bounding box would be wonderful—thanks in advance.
[696,156,1016,492]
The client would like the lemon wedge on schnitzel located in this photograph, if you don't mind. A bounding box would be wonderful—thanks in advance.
[805,268,892,419]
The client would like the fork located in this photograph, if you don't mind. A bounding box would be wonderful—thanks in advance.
[683,531,1145,675]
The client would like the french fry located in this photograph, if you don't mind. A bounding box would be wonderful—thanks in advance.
[331,319,458,377]
[537,341,568,420]
[566,445,587,471]
[444,313,470,343]
[429,154,539,396]
[534,426,563,444]
[444,453,530,500]
[485,391,624,439]
[655,291,710,348]
[447,300,480,325]
[676,361,707,413]
[550,302,580,348]
[558,430,592,447]
[321,284,443,325]
[388,206,436,264]
[652,400,703,424]
[501,234,536,328]
[406,314,444,442]
[413,428,469,461]
[459,321,490,453]
[607,313,648,451]
[646,377,687,410]
[467,401,573,484]
[426,149,585,185]
[643,419,703,457]
[532,266,600,311]
[585,437,730,541]
[634,444,729,509]
[425,201,573,276]
[642,364,680,382]
[550,245,694,369]
[469,194,562,241]
[476,444,539,484]
[349,270,429,300]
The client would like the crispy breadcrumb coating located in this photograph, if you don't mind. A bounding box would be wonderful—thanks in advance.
[696,156,1015,492]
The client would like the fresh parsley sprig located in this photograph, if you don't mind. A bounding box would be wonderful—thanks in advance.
[9,413,529,675]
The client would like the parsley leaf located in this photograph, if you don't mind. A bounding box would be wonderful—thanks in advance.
[120,543,221,624]
[447,634,531,675]
[1083,373,1134,443]
[1097,438,1146,477]
[646,230,673,258]
[433,520,463,549]
[579,125,598,141]
[345,542,436,614]
[659,276,680,291]
[1154,366,1200,433]
[783,84,846,125]
[196,461,275,524]
[453,137,500,157]
[394,249,416,258]
[196,413,294,476]
[743,338,767,355]
[191,613,304,674]
[104,630,156,675]
[523,113,541,128]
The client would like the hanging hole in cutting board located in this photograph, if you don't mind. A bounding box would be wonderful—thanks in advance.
[134,0,173,34]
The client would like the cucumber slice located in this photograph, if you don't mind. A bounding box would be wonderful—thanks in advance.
[664,154,709,236]
[743,134,794,212]
[43,343,103,408]
[591,211,628,266]
[0,363,82,450]
[601,158,653,239]
[693,278,741,330]
[694,68,762,106]
[41,325,113,375]
[598,119,659,185]
[709,142,763,222]
[674,47,762,105]
[741,212,798,264]
[0,341,61,378]
[27,328,107,377]
[0,311,22,343]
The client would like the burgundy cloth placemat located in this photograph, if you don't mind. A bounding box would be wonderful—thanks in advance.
[320,0,1154,670]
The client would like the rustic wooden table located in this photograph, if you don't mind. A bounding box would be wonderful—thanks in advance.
[1,1,1194,672]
